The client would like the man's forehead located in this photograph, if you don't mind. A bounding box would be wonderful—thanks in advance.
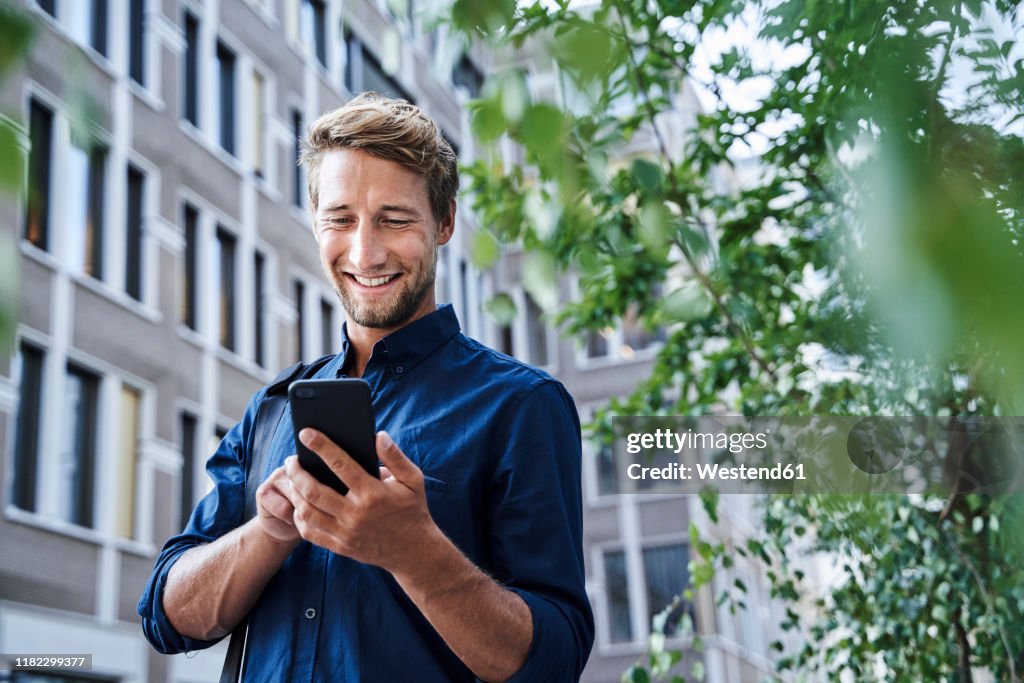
[316,149,430,211]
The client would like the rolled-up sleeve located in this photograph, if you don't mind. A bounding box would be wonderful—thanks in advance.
[136,389,263,654]
[487,380,594,682]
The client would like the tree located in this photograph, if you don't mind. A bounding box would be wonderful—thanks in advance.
[0,5,34,353]
[445,0,1024,679]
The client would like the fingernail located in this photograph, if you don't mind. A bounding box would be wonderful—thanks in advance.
[380,431,393,449]
[300,428,316,446]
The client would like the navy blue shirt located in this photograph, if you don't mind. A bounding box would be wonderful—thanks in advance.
[138,305,594,681]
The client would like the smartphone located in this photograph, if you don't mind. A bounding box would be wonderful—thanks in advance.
[288,378,379,495]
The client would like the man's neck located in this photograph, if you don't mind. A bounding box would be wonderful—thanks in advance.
[342,298,437,377]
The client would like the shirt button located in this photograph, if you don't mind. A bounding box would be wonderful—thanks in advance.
[304,608,317,619]
[395,365,404,375]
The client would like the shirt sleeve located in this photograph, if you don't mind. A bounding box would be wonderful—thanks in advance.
[136,388,264,655]
[487,380,595,682]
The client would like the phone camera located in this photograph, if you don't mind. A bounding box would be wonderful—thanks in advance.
[295,387,315,399]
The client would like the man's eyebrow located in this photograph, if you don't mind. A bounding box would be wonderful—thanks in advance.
[319,203,421,215]
[380,205,421,215]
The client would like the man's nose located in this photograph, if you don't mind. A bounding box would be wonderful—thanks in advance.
[348,223,387,272]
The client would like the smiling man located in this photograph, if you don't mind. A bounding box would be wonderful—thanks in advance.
[138,93,594,682]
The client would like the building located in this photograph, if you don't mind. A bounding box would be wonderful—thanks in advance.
[0,1,790,681]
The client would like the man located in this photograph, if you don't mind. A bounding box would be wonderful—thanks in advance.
[138,93,594,682]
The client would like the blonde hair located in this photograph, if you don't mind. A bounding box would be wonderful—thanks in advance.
[300,92,459,224]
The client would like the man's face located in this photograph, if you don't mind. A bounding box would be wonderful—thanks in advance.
[313,148,453,332]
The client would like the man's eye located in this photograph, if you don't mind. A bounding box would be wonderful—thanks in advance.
[322,217,352,228]
[383,219,411,227]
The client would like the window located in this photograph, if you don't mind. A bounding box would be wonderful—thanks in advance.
[58,364,100,528]
[622,302,666,356]
[524,292,549,367]
[320,297,334,355]
[604,550,632,643]
[37,0,56,17]
[66,135,106,278]
[182,11,199,125]
[12,342,45,513]
[361,45,412,102]
[343,31,413,102]
[254,251,266,367]
[291,109,303,208]
[586,329,611,359]
[25,98,53,251]
[596,442,618,495]
[301,0,327,67]
[215,41,236,155]
[181,203,198,329]
[216,227,237,351]
[452,54,483,99]
[251,71,265,178]
[643,544,694,636]
[125,165,144,300]
[116,385,141,539]
[342,27,356,91]
[294,279,305,361]
[129,0,145,85]
[179,411,197,529]
[67,0,108,56]
[497,324,513,356]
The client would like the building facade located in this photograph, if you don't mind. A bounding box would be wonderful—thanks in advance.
[0,1,787,681]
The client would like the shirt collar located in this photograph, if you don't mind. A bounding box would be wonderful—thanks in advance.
[335,304,461,379]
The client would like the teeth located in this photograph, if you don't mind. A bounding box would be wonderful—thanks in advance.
[353,274,397,287]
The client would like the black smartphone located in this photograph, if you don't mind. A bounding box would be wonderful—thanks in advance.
[288,378,379,495]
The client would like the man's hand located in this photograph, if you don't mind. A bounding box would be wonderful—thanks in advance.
[283,428,532,680]
[283,429,439,576]
[255,464,302,545]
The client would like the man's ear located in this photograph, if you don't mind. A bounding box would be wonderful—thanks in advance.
[437,200,456,246]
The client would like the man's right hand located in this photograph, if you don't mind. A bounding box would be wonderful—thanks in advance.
[255,464,302,544]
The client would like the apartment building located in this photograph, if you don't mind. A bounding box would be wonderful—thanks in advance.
[0,1,785,681]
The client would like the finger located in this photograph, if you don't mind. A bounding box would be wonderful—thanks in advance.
[375,431,422,487]
[378,466,393,481]
[299,428,377,494]
[284,454,352,513]
[258,487,296,523]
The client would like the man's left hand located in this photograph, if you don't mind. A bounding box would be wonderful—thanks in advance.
[283,429,440,575]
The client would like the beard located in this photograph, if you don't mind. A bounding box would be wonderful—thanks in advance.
[329,245,438,329]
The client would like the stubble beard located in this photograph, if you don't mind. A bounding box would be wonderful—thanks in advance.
[331,244,438,329]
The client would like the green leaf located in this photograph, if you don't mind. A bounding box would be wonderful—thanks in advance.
[0,118,25,192]
[522,252,559,312]
[0,7,34,76]
[552,20,623,84]
[450,0,516,35]
[623,665,650,683]
[471,230,500,269]
[0,231,19,354]
[470,97,507,142]
[484,293,518,326]
[663,281,713,322]
[637,201,672,252]
[632,158,664,195]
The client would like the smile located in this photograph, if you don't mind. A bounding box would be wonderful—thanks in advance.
[349,273,400,288]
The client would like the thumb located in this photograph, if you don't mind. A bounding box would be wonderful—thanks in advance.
[376,431,421,485]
